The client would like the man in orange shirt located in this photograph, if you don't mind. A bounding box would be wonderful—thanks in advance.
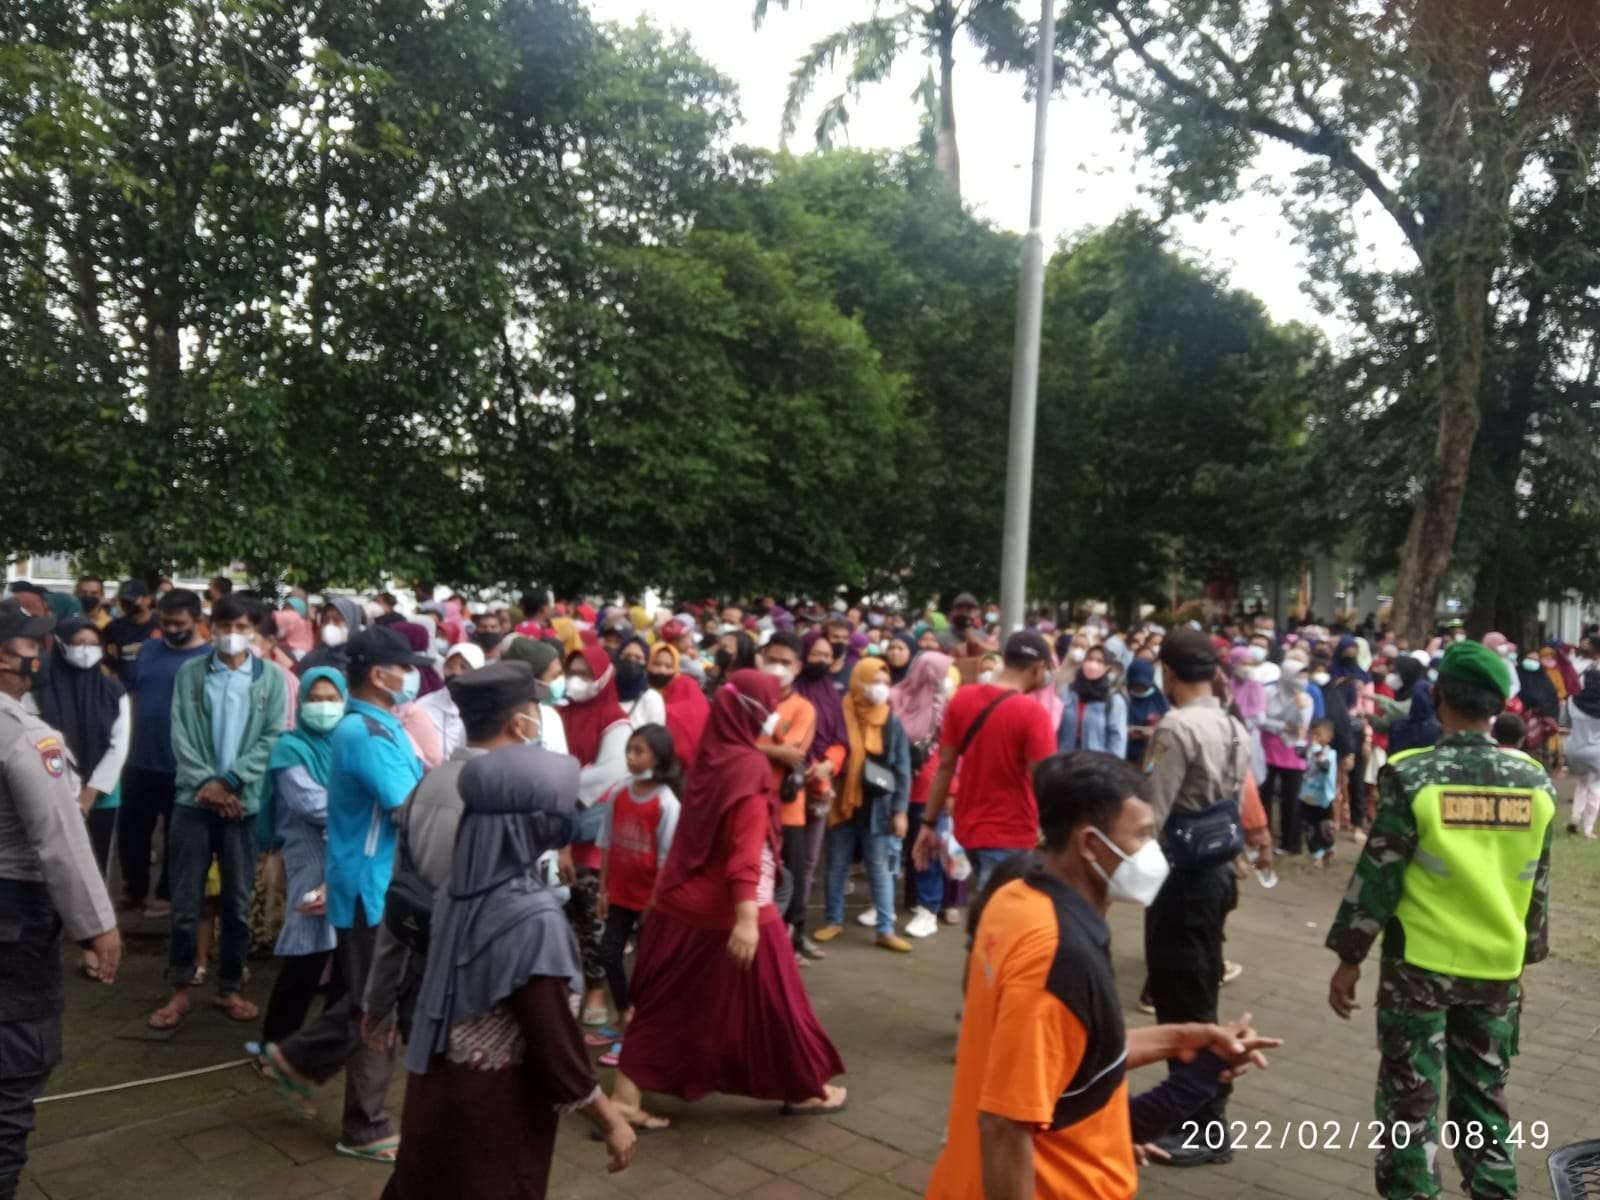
[927,752,1280,1200]
[756,632,817,962]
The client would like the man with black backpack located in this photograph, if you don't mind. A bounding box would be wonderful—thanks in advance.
[1139,627,1255,1168]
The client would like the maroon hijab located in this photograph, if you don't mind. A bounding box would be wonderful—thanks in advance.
[394,621,445,697]
[657,669,780,895]
[561,644,630,766]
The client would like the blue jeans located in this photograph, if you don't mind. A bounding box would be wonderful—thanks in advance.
[904,803,946,912]
[166,803,257,993]
[823,812,900,936]
[970,848,1025,898]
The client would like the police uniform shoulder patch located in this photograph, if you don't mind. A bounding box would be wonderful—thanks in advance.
[36,735,66,778]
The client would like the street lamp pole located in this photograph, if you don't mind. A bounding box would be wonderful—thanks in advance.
[998,0,1057,636]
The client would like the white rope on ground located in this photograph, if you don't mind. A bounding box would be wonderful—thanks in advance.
[36,1058,254,1104]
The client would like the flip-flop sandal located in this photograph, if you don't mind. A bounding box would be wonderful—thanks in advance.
[583,1027,624,1048]
[147,1001,189,1030]
[580,1006,611,1027]
[214,996,259,1023]
[257,1045,317,1119]
[589,1114,670,1140]
[598,1043,622,1068]
[335,1137,400,1163]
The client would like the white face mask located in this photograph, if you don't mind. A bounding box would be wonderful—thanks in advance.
[63,645,103,671]
[1427,668,1439,682]
[1087,827,1170,907]
[565,676,598,703]
[864,681,891,706]
[631,769,655,784]
[321,623,348,647]
[1068,648,1087,664]
[764,663,794,690]
[1521,658,1540,673]
[761,711,780,737]
[1248,645,1268,664]
[1311,671,1331,687]
[977,670,994,685]
[1385,673,1402,691]
[215,632,252,657]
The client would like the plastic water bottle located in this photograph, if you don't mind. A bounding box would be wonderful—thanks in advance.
[942,829,972,882]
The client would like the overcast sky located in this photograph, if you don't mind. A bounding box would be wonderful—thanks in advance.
[587,0,1410,339]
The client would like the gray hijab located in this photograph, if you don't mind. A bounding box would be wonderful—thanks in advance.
[406,743,582,1074]
[328,596,366,633]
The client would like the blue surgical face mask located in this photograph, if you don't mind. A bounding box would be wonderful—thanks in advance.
[537,676,566,705]
[393,668,421,705]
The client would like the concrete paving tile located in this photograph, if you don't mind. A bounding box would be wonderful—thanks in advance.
[784,1155,866,1197]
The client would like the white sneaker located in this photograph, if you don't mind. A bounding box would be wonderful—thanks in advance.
[855,906,878,927]
[941,906,963,925]
[905,907,939,939]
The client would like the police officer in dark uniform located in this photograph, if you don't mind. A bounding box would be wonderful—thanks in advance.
[1138,627,1253,1166]
[0,600,121,1199]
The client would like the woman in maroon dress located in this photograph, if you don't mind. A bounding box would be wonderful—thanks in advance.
[613,669,847,1127]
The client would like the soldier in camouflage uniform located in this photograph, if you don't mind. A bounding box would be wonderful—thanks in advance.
[1327,640,1553,1200]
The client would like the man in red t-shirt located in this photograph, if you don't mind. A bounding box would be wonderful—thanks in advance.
[912,632,1057,893]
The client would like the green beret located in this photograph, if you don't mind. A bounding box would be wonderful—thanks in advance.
[1438,640,1511,700]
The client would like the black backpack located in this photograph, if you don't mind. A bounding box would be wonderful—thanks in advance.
[381,787,434,955]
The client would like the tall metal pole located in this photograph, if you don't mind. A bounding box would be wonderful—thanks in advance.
[998,0,1056,637]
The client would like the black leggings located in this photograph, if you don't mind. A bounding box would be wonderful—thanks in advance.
[1265,765,1305,853]
[599,905,643,1016]
[260,950,333,1046]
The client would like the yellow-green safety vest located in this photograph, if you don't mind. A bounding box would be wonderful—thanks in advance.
[1390,747,1553,980]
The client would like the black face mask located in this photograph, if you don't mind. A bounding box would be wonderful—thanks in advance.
[953,613,973,632]
[801,660,831,681]
[164,626,198,646]
[615,659,646,687]
[714,648,734,672]
[829,641,848,662]
[1,655,41,682]
[77,595,100,612]
[646,670,674,689]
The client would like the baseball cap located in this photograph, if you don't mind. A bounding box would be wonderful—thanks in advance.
[448,660,537,721]
[952,592,980,610]
[117,578,150,600]
[347,626,432,669]
[1003,631,1052,666]
[8,581,45,596]
[0,599,55,642]
[1160,628,1220,679]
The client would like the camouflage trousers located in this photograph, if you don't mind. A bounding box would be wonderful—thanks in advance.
[1374,959,1521,1200]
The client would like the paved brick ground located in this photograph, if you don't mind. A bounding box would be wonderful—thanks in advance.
[19,831,1600,1199]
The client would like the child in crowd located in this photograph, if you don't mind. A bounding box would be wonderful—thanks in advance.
[593,724,683,1066]
[1492,712,1528,752]
[1300,719,1339,867]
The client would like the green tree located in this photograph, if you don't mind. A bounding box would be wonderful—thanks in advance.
[1014,0,1599,640]
[1030,216,1321,622]
[752,0,1022,196]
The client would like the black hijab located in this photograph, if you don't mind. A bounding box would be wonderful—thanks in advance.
[1574,668,1600,720]
[1518,661,1561,719]
[1393,656,1425,702]
[35,616,125,778]
[886,631,917,685]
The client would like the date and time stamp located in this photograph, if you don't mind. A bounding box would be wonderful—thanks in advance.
[1175,1119,1553,1154]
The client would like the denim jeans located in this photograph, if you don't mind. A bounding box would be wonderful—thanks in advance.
[903,803,946,912]
[823,809,900,936]
[165,803,257,993]
[970,848,1025,898]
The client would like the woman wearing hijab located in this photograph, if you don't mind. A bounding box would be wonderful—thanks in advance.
[1258,660,1313,854]
[814,659,913,951]
[1227,645,1270,787]
[561,643,633,1024]
[884,631,916,686]
[383,744,636,1199]
[498,637,569,754]
[548,616,584,657]
[1518,650,1563,767]
[791,632,848,957]
[890,650,952,939]
[256,667,347,1044]
[614,634,667,729]
[1565,668,1600,838]
[32,617,129,975]
[393,622,445,698]
[295,597,366,676]
[646,642,709,767]
[273,609,315,661]
[612,670,846,1128]
[1124,657,1170,764]
[1056,644,1127,757]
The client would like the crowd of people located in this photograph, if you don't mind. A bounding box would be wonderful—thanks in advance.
[0,573,1582,1199]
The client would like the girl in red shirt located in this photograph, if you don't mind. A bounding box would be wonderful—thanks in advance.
[594,725,683,1065]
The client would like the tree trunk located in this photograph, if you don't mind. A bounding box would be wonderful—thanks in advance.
[1389,264,1488,643]
[935,18,960,195]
